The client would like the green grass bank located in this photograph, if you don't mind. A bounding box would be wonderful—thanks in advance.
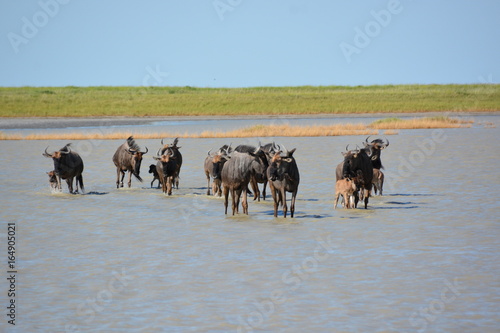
[0,84,499,117]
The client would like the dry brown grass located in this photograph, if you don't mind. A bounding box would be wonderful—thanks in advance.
[0,117,475,140]
[370,116,473,129]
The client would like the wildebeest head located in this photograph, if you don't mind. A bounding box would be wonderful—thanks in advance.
[341,143,372,179]
[153,147,176,163]
[126,136,148,181]
[160,137,181,153]
[268,143,296,181]
[148,164,157,174]
[43,143,73,176]
[363,136,389,169]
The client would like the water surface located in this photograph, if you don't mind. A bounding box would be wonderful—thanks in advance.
[0,116,499,332]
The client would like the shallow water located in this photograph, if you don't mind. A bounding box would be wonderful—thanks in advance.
[1,116,499,332]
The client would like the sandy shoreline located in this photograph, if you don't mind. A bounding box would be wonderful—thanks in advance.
[0,112,498,130]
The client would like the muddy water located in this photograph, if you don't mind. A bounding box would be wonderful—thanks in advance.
[0,116,499,332]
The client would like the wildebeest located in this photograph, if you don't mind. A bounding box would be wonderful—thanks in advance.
[43,143,85,194]
[148,164,160,188]
[204,145,231,196]
[234,144,269,201]
[222,147,266,215]
[160,138,183,189]
[47,170,58,190]
[112,136,148,188]
[335,145,373,209]
[334,178,357,209]
[266,144,300,218]
[372,168,384,195]
[154,147,180,196]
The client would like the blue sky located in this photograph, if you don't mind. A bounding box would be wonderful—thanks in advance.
[1,0,499,87]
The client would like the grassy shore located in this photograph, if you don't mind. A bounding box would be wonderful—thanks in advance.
[0,117,474,140]
[0,84,499,117]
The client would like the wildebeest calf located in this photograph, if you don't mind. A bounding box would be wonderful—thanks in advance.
[334,178,357,209]
[47,170,58,190]
[372,168,384,195]
[148,164,160,188]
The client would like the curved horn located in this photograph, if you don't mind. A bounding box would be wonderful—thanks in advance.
[161,138,165,145]
[207,149,212,156]
[61,145,71,154]
[280,144,288,156]
[365,136,371,144]
[346,144,350,151]
[384,137,390,147]
[43,147,52,157]
[128,148,137,154]
[142,147,148,154]
[156,148,162,156]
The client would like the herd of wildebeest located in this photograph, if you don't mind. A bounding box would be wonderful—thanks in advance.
[43,136,389,217]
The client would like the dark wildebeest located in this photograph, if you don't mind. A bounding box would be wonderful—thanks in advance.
[266,143,300,218]
[112,136,148,188]
[43,143,84,194]
[234,144,269,201]
[222,147,266,215]
[204,145,231,196]
[160,138,183,189]
[148,164,160,188]
[335,145,373,209]
[154,147,180,196]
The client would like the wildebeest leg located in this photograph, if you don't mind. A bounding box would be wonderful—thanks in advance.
[160,175,167,194]
[231,188,237,215]
[127,170,133,187]
[269,182,279,217]
[334,192,340,209]
[290,189,297,218]
[120,170,126,188]
[175,171,180,189]
[224,185,229,214]
[206,172,211,196]
[234,188,242,215]
[262,180,267,201]
[66,178,74,194]
[56,175,62,191]
[281,187,288,218]
[167,176,173,196]
[364,188,370,209]
[116,168,121,188]
[242,186,248,215]
[250,177,260,201]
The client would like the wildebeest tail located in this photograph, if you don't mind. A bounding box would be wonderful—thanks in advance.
[78,174,85,193]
